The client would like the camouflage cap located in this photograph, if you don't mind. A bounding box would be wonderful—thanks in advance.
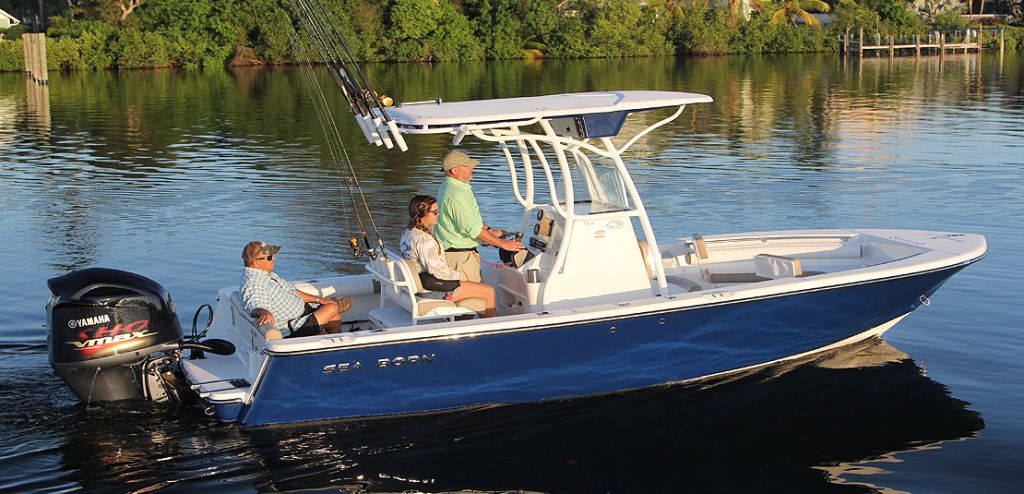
[242,241,281,263]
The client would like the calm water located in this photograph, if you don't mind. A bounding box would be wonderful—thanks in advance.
[1,53,1022,493]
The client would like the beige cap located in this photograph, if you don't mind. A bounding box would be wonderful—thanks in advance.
[441,151,480,172]
[242,241,281,263]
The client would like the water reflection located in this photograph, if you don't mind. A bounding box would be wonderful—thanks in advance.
[46,339,981,493]
[25,80,50,134]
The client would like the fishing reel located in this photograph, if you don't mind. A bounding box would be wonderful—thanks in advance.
[358,88,393,108]
[348,237,381,261]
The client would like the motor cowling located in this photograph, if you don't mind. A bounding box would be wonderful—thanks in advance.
[47,268,185,403]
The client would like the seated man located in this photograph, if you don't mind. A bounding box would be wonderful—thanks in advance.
[240,241,351,337]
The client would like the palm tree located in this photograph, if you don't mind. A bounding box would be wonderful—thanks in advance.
[766,0,832,26]
[646,0,686,16]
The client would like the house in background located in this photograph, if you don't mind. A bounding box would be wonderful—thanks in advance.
[1,8,21,31]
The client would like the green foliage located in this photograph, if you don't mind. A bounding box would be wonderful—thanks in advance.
[46,17,118,39]
[739,14,836,52]
[466,0,537,59]
[871,0,928,28]
[385,0,485,61]
[42,17,117,69]
[828,1,928,36]
[427,1,486,61]
[218,0,295,62]
[828,3,882,32]
[46,30,115,69]
[543,0,674,58]
[2,23,31,40]
[545,12,595,57]
[345,0,388,61]
[0,38,24,71]
[7,0,1007,71]
[389,0,439,40]
[111,27,172,68]
[1001,25,1023,48]
[930,10,971,28]
[669,7,731,55]
[590,1,673,56]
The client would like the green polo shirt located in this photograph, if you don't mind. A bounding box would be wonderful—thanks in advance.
[435,176,484,250]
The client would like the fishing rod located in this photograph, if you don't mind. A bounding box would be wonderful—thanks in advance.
[288,0,384,147]
[307,0,396,121]
[304,0,406,152]
[288,28,387,260]
[292,0,407,151]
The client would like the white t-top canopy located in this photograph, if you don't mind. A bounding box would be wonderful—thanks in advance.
[386,91,714,129]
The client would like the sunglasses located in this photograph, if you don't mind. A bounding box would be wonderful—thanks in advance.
[255,255,275,261]
[428,209,439,215]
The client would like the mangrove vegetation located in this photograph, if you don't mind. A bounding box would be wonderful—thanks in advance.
[0,0,1021,71]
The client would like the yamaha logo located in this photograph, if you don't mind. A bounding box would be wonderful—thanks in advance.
[67,314,111,329]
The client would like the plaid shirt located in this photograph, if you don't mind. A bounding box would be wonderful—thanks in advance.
[240,267,310,332]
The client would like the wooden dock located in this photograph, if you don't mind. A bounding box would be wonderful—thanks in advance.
[841,28,1005,57]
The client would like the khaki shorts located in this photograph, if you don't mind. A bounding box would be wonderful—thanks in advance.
[444,250,482,282]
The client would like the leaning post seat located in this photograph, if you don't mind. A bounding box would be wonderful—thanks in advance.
[366,250,485,326]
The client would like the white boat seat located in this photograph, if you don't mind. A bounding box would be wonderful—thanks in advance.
[704,253,827,285]
[638,240,702,293]
[755,254,802,279]
[366,250,485,325]
[229,291,282,340]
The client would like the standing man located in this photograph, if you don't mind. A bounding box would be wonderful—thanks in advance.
[240,241,350,337]
[435,151,524,282]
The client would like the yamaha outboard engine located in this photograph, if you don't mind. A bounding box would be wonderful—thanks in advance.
[47,268,233,404]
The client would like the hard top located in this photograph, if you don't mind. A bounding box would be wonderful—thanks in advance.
[387,90,713,128]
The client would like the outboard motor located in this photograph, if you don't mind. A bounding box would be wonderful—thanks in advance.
[46,268,233,404]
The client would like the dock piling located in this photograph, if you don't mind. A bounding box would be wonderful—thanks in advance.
[22,33,48,85]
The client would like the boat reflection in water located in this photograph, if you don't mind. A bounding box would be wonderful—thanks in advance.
[143,338,978,494]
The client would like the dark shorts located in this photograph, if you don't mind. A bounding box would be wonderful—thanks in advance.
[286,303,320,338]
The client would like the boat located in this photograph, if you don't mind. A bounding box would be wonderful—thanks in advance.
[46,88,986,426]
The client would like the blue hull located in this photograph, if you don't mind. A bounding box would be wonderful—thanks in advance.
[237,266,964,425]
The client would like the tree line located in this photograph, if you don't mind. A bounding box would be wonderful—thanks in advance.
[0,0,1020,71]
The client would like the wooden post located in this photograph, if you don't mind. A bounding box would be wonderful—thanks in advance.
[915,34,921,57]
[21,34,33,82]
[978,26,983,51]
[940,32,945,55]
[1000,28,1005,54]
[889,35,894,58]
[859,28,864,57]
[21,33,48,85]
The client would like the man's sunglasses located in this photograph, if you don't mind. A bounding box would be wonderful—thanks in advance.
[255,255,275,261]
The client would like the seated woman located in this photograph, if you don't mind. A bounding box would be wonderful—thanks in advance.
[401,195,499,318]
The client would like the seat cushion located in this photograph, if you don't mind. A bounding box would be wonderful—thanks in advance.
[403,257,486,314]
[415,298,457,316]
[404,258,427,293]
